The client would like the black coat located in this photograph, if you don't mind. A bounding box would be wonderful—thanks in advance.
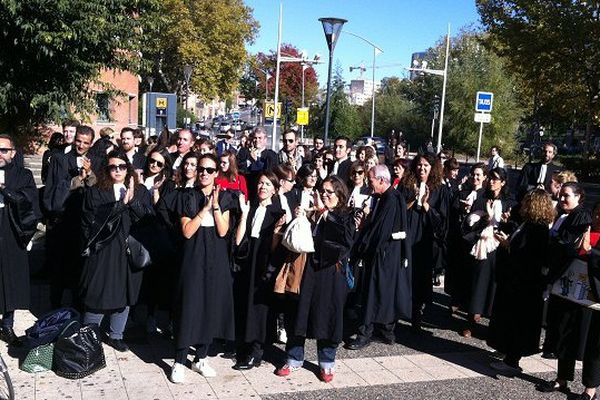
[517,161,560,200]
[353,187,412,324]
[332,159,352,183]
[174,189,236,347]
[0,162,40,313]
[131,151,146,171]
[80,185,153,310]
[487,222,549,356]
[292,210,356,343]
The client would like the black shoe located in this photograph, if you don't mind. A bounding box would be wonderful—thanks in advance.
[572,393,597,400]
[541,351,557,359]
[107,338,129,352]
[346,337,371,351]
[535,380,568,393]
[0,327,22,347]
[233,356,261,370]
[220,351,237,360]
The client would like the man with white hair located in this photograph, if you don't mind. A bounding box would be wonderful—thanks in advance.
[347,165,412,350]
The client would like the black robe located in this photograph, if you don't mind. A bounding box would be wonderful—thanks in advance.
[0,162,40,313]
[292,210,355,343]
[80,185,153,310]
[353,187,412,324]
[517,161,561,200]
[174,189,236,347]
[487,222,549,357]
[401,184,449,308]
[237,201,286,344]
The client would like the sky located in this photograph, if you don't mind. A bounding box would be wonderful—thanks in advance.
[244,0,481,85]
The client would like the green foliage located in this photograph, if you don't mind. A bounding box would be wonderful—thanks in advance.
[0,0,158,138]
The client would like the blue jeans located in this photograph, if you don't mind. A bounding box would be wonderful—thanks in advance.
[286,336,338,370]
[84,307,129,340]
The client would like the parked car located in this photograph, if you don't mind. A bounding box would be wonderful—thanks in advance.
[356,136,388,155]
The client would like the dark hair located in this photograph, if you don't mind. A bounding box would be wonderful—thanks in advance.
[561,181,585,204]
[486,167,509,199]
[257,170,280,192]
[313,135,323,142]
[543,141,558,154]
[348,161,367,188]
[393,158,408,169]
[198,153,218,167]
[219,150,239,182]
[120,127,135,136]
[402,152,443,190]
[322,175,349,211]
[490,146,501,154]
[334,136,352,148]
[133,129,144,139]
[283,129,297,139]
[97,151,138,191]
[62,119,80,129]
[48,132,64,150]
[143,148,172,179]
[76,125,95,141]
[443,157,460,171]
[470,162,488,176]
[296,163,316,187]
[0,133,15,148]
[273,164,295,182]
[174,151,200,187]
[195,137,215,154]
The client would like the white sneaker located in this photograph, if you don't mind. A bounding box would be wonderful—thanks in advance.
[192,359,217,378]
[277,328,287,344]
[170,362,185,383]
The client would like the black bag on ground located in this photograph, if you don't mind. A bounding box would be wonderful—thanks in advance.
[24,308,80,349]
[52,324,106,379]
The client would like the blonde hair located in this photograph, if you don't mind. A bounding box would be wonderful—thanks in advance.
[552,170,577,184]
[520,189,556,226]
[99,127,114,138]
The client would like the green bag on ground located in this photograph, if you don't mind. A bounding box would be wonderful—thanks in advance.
[21,343,54,373]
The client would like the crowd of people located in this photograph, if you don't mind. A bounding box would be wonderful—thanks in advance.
[0,121,600,399]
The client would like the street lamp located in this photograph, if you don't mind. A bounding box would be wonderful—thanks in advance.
[406,24,450,154]
[183,64,193,128]
[319,17,347,146]
[342,30,383,138]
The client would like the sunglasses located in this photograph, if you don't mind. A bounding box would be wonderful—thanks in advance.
[0,148,14,154]
[198,167,217,174]
[321,188,335,195]
[285,139,295,143]
[107,164,127,172]
[352,170,365,175]
[149,159,164,168]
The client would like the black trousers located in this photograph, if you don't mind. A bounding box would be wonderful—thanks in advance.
[357,322,395,341]
[558,355,600,388]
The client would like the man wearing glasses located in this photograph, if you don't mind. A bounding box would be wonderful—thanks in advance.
[0,134,41,345]
[43,125,99,310]
[278,130,303,171]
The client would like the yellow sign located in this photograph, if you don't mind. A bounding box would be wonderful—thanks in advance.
[155,97,168,109]
[296,107,309,126]
[265,102,282,118]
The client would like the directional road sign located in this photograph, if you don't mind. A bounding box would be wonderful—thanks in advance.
[475,91,493,113]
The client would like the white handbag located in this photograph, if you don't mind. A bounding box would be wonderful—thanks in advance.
[281,215,315,253]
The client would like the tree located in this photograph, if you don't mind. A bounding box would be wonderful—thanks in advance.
[477,0,600,153]
[0,0,159,140]
[141,0,259,101]
[328,62,362,139]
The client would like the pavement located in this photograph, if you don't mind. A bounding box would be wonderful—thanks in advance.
[0,279,586,400]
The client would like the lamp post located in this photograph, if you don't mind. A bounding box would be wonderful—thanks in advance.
[406,24,450,154]
[146,77,154,136]
[301,64,307,140]
[341,31,382,138]
[183,64,193,128]
[319,17,347,146]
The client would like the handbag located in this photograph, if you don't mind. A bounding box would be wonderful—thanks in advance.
[551,257,600,310]
[274,253,307,295]
[282,216,315,253]
[52,324,106,379]
[21,343,54,373]
[126,234,151,270]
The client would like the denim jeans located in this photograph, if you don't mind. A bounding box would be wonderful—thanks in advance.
[286,335,338,370]
[84,307,130,340]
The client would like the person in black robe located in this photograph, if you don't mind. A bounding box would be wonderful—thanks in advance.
[233,171,286,370]
[276,176,357,383]
[238,127,278,200]
[43,126,101,310]
[399,153,449,330]
[445,163,487,312]
[0,134,41,345]
[170,154,236,382]
[517,142,561,200]
[346,165,412,349]
[330,136,353,183]
[487,189,554,375]
[80,151,153,352]
[537,182,597,398]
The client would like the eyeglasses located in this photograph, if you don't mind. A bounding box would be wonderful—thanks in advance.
[352,170,365,175]
[0,148,14,154]
[149,159,164,168]
[321,188,335,195]
[308,174,318,178]
[283,178,294,183]
[107,164,127,172]
[198,167,217,174]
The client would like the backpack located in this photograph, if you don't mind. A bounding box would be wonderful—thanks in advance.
[23,308,80,349]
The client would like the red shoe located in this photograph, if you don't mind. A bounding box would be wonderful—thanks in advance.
[275,364,300,377]
[320,368,334,383]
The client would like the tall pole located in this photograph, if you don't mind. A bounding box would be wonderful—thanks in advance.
[436,23,450,154]
[264,72,269,125]
[370,46,376,137]
[323,51,334,146]
[272,3,283,151]
[476,121,484,162]
[301,64,306,140]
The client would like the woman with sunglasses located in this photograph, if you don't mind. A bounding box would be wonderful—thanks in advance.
[276,176,357,382]
[142,149,173,205]
[80,151,153,352]
[233,171,286,371]
[170,154,236,383]
[347,161,373,217]
[215,150,248,200]
[400,153,449,330]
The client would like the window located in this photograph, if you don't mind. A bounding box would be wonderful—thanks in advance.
[96,93,110,122]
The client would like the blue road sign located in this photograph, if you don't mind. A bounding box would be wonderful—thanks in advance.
[233,111,240,120]
[475,91,493,113]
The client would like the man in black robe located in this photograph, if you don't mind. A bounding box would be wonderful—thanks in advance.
[43,126,99,309]
[347,165,412,350]
[517,142,561,200]
[237,127,277,199]
[0,134,41,344]
[330,136,352,183]
[120,127,146,170]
